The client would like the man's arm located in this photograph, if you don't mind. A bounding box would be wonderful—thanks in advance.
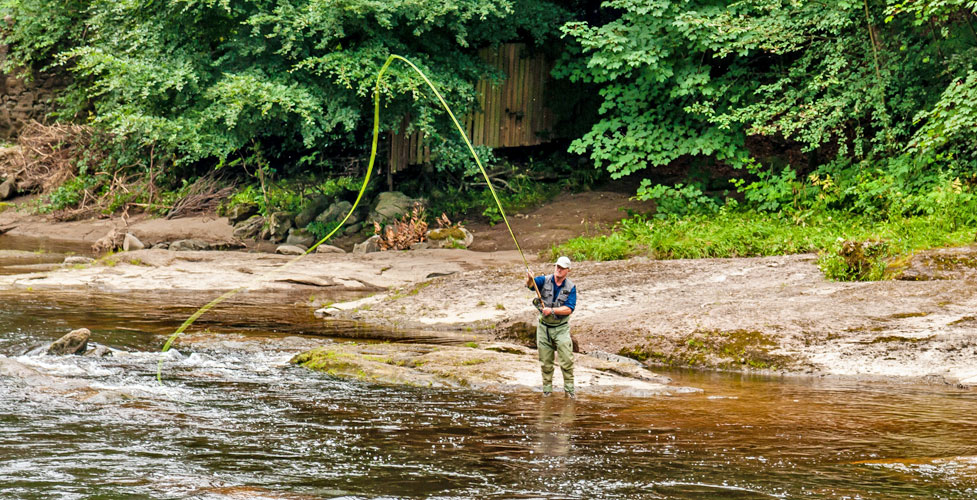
[527,274,545,291]
[546,286,576,317]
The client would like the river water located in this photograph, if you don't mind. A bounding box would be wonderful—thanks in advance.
[2,251,977,498]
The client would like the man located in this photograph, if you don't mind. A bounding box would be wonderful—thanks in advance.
[526,256,577,398]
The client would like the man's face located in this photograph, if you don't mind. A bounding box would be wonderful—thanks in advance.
[554,265,570,281]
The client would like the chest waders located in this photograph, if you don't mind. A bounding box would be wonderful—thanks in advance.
[536,275,574,395]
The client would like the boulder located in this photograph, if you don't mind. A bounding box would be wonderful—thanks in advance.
[286,228,317,248]
[276,245,307,255]
[0,177,15,200]
[169,239,211,251]
[315,244,346,254]
[352,235,381,254]
[92,227,125,254]
[426,227,474,249]
[232,215,264,240]
[316,200,355,225]
[48,328,90,355]
[225,203,259,224]
[369,192,423,225]
[122,233,145,252]
[268,212,293,242]
[344,223,363,235]
[295,194,330,228]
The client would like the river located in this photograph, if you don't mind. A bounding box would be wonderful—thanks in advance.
[2,248,977,498]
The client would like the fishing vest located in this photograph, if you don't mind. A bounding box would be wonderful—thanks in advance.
[540,275,574,326]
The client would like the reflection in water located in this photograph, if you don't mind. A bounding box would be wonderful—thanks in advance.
[0,295,976,498]
[536,396,575,459]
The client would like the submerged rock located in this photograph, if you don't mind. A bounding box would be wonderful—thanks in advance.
[290,341,696,396]
[48,328,90,355]
[83,344,113,358]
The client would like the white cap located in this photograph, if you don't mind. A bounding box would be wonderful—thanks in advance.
[555,256,572,269]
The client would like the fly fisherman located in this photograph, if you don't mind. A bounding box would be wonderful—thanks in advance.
[526,256,577,398]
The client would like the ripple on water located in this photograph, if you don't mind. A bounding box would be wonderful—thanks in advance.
[4,295,977,498]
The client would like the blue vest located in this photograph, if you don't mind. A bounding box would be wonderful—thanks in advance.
[540,275,574,326]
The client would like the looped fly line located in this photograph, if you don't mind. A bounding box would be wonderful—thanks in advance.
[158,54,540,383]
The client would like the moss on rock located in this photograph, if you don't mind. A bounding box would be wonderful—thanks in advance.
[427,228,466,241]
[619,329,793,371]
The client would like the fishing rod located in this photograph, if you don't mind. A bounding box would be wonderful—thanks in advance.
[158,54,542,383]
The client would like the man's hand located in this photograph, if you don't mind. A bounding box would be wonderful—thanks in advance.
[542,307,552,316]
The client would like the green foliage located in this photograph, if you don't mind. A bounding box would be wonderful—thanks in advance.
[910,70,977,168]
[552,206,977,281]
[430,138,497,178]
[557,0,751,178]
[560,0,977,198]
[818,239,890,282]
[2,0,570,169]
[306,220,342,241]
[550,232,637,262]
[226,175,358,217]
[729,160,808,213]
[42,174,100,212]
[478,175,560,225]
[0,0,86,74]
[424,162,566,224]
[635,181,720,219]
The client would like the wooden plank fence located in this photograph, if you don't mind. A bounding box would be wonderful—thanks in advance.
[388,43,556,173]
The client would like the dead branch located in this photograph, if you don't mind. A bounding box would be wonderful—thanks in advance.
[165,175,235,220]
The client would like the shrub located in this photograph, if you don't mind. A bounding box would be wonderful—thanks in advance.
[374,203,428,250]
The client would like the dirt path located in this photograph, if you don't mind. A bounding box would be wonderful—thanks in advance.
[465,187,656,253]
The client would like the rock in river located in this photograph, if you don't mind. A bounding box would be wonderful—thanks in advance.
[48,328,90,355]
[290,341,697,397]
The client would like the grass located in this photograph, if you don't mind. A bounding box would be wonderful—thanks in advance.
[551,209,977,281]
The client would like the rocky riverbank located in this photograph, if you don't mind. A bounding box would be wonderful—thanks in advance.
[3,202,977,390]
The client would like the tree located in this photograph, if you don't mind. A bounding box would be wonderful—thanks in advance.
[1,0,570,170]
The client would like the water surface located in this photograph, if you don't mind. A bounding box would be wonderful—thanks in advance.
[1,293,976,499]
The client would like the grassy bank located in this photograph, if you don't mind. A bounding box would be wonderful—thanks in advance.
[552,210,977,281]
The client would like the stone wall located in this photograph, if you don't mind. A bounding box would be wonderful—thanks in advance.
[0,47,65,140]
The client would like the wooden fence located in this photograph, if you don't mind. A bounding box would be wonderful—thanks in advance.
[388,43,556,173]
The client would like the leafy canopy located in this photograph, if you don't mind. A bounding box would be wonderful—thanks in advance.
[1,0,569,169]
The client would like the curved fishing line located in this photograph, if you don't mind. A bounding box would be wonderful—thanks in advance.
[157,54,538,383]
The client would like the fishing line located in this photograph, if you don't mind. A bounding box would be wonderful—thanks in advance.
[158,54,541,383]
